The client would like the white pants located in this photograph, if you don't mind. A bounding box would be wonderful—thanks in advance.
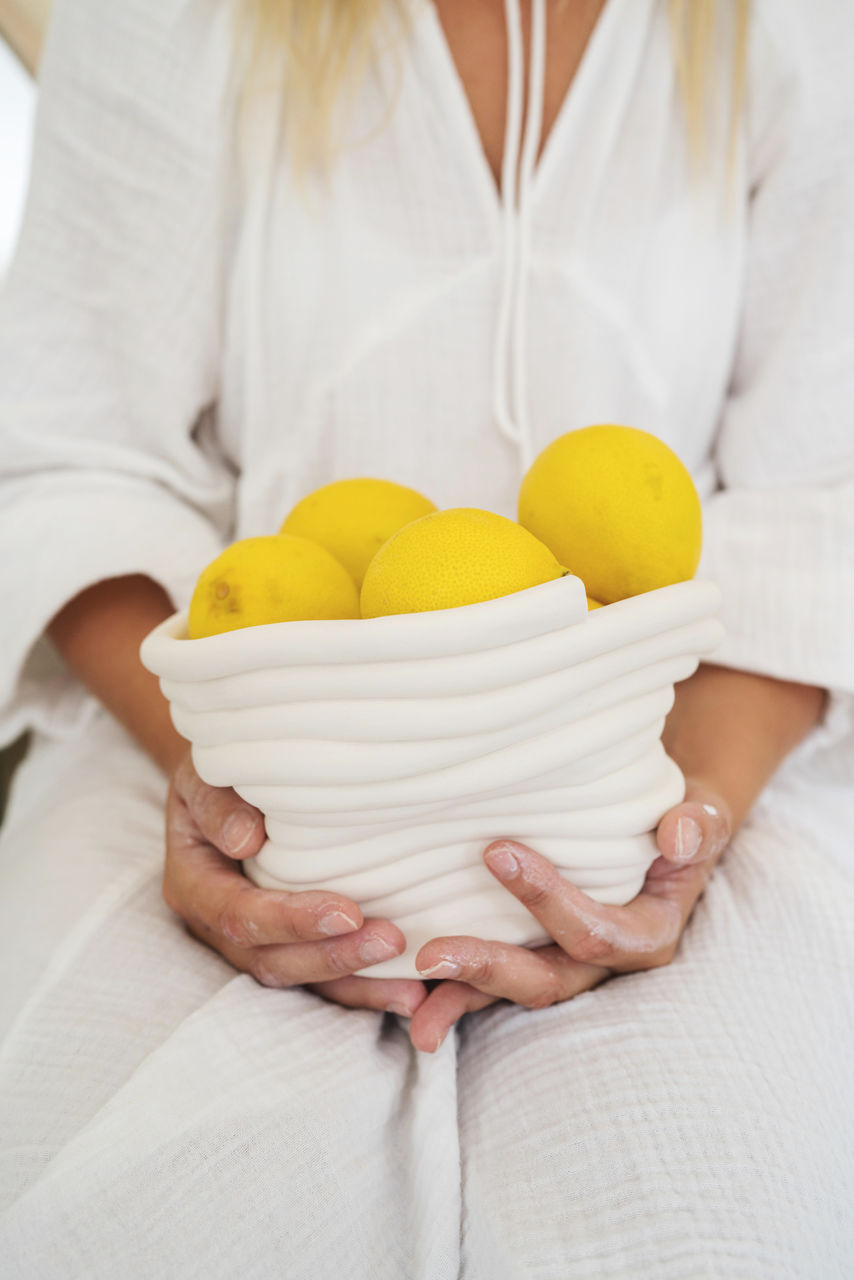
[1,713,852,1278]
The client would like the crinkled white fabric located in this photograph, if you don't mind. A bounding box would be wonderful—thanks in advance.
[1,0,854,1272]
[1,713,853,1278]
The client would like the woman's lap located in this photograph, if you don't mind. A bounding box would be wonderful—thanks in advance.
[457,809,854,1277]
[1,714,852,1278]
[0,712,186,1037]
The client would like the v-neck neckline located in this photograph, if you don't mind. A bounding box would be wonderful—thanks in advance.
[422,0,626,221]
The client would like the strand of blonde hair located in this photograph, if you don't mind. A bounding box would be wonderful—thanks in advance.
[236,0,750,176]
[668,0,750,175]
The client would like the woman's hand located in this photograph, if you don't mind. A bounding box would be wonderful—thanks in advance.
[406,664,827,1053]
[164,749,429,1018]
[47,577,429,1017]
[407,780,731,1053]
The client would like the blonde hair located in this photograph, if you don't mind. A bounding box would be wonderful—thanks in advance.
[236,0,750,176]
[234,0,410,174]
[668,0,750,173]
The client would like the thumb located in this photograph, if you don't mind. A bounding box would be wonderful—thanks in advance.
[656,781,732,868]
[170,749,266,861]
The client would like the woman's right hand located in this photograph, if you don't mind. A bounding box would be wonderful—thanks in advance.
[163,749,429,1019]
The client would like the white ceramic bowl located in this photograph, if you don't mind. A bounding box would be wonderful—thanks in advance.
[141,575,723,978]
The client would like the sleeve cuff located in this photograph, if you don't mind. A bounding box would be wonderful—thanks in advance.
[0,473,227,745]
[699,484,854,693]
[700,483,854,762]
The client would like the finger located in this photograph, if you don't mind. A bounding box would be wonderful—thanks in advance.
[639,840,718,925]
[480,839,683,970]
[306,975,430,1019]
[245,917,408,988]
[408,981,500,1054]
[656,783,732,868]
[165,789,365,947]
[172,752,266,860]
[415,938,607,1014]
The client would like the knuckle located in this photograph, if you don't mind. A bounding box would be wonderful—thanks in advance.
[216,906,253,948]
[518,880,551,911]
[288,907,322,943]
[467,954,495,985]
[571,928,613,966]
[249,956,283,988]
[525,978,561,1010]
[325,946,358,978]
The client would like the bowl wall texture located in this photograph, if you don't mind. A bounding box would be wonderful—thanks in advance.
[141,576,724,977]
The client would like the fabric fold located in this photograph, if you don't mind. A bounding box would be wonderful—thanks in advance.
[0,475,227,744]
[0,0,237,743]
[700,484,854,695]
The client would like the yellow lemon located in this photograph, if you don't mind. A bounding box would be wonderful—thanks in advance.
[360,507,565,618]
[587,597,603,610]
[280,478,437,587]
[188,535,359,638]
[518,425,702,603]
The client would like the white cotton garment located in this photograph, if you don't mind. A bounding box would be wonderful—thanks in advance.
[0,0,852,741]
[0,0,853,1275]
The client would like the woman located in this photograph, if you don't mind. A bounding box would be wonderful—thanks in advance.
[0,0,852,1274]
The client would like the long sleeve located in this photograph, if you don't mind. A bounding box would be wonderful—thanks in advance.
[700,0,854,702]
[0,0,238,743]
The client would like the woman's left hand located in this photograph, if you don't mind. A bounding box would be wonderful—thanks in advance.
[407,781,732,1053]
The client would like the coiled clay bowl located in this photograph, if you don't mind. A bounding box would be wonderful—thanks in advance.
[141,575,724,978]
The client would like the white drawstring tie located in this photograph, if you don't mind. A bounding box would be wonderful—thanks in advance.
[491,0,546,472]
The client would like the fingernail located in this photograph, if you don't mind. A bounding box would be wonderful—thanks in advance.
[359,936,399,965]
[223,811,258,855]
[417,958,461,978]
[318,910,360,937]
[675,816,702,862]
[484,843,519,880]
[433,1028,449,1052]
[386,1002,414,1018]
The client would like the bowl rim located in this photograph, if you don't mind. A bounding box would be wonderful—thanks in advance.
[140,576,722,683]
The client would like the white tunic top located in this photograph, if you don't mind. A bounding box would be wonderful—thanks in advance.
[0,0,852,742]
